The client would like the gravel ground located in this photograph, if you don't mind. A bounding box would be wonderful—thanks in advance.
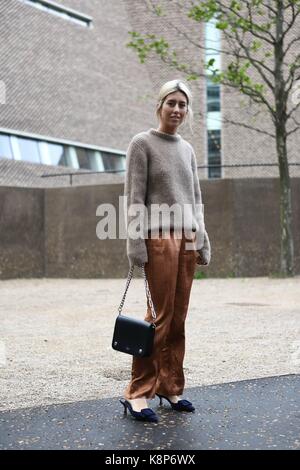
[1,276,300,412]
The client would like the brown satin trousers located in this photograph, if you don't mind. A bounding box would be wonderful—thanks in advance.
[124,228,197,399]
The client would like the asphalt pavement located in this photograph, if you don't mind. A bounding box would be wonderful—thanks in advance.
[1,374,299,450]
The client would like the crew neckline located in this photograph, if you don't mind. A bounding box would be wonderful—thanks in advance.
[149,128,181,142]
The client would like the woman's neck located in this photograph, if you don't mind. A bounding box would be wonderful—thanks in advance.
[150,128,181,142]
[157,125,178,135]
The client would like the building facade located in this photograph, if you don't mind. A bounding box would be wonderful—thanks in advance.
[124,0,300,179]
[0,0,299,182]
[0,0,155,181]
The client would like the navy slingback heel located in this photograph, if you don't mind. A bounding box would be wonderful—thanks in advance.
[120,399,159,423]
[156,394,195,412]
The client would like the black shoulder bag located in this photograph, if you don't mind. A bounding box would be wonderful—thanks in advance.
[112,264,156,357]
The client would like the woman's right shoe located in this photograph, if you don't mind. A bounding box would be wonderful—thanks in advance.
[119,399,159,423]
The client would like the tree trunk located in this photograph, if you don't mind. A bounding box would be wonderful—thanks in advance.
[274,0,294,276]
[276,124,294,276]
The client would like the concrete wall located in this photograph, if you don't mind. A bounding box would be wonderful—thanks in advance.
[0,187,45,278]
[206,178,300,277]
[44,183,127,278]
[0,179,299,279]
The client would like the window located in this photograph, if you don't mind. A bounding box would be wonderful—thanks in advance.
[205,19,221,73]
[0,134,13,159]
[65,147,79,169]
[0,131,125,172]
[207,79,220,112]
[88,151,105,172]
[101,152,126,172]
[39,141,67,166]
[19,0,92,28]
[76,147,90,169]
[17,138,41,163]
[205,18,222,179]
[207,130,221,179]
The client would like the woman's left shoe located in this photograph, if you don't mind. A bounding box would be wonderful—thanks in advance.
[156,393,195,412]
[156,394,195,412]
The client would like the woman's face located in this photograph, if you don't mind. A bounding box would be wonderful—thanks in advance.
[158,90,188,133]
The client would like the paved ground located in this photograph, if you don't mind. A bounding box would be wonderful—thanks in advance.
[0,374,299,450]
[0,276,300,449]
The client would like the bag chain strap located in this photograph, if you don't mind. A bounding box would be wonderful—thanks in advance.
[117,264,157,322]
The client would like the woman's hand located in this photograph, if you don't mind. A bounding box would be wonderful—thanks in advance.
[196,230,211,266]
[196,251,208,265]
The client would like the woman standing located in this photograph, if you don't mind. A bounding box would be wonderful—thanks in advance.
[121,80,211,423]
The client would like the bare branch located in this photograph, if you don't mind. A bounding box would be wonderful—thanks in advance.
[143,0,247,59]
[226,27,275,93]
[158,51,205,78]
[286,98,300,121]
[144,0,276,81]
[282,1,300,38]
[286,126,300,136]
[284,34,300,55]
[260,1,277,16]
[245,0,276,43]
[223,29,275,77]
[222,116,275,138]
[290,113,300,127]
[217,0,274,42]
[189,0,276,45]
[171,0,195,15]
[220,77,276,117]
[284,55,300,100]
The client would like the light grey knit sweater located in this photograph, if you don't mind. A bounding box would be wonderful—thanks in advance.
[124,128,211,267]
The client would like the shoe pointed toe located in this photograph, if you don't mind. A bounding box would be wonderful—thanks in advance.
[173,399,195,412]
[140,408,159,422]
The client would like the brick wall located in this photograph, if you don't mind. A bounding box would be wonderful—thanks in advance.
[0,0,298,178]
[0,0,154,151]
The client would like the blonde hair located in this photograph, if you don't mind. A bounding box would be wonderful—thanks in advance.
[156,79,194,132]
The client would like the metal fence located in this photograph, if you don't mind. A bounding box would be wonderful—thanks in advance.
[39,162,300,186]
[1,158,300,188]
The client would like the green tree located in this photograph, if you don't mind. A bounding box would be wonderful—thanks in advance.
[127,0,300,276]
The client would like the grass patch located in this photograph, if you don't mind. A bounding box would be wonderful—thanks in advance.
[268,271,295,279]
[194,271,208,279]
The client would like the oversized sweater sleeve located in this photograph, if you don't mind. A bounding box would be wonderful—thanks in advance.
[124,139,148,267]
[191,148,211,265]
